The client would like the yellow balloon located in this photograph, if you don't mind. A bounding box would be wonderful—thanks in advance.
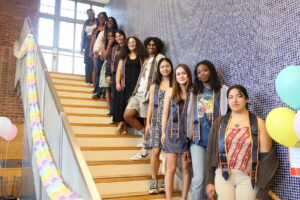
[266,107,298,147]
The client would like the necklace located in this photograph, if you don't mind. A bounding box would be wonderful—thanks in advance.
[235,123,239,128]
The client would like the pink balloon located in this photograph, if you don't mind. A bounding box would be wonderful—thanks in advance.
[295,111,300,140]
[3,125,18,141]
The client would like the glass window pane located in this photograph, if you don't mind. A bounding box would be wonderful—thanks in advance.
[40,0,55,14]
[41,49,53,71]
[60,0,75,18]
[76,2,90,20]
[38,18,54,47]
[75,23,83,51]
[92,5,104,16]
[58,51,73,73]
[74,53,85,75]
[59,21,74,49]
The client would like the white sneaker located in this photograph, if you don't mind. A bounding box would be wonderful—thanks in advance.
[130,151,149,160]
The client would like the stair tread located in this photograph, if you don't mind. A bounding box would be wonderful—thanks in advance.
[87,160,150,166]
[94,175,164,183]
[71,123,117,127]
[81,147,141,151]
[101,191,181,200]
[50,72,182,198]
[76,134,141,138]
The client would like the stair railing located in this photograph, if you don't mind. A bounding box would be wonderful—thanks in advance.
[14,17,100,200]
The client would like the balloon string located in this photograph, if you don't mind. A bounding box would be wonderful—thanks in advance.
[3,141,10,184]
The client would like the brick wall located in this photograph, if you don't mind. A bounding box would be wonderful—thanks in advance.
[0,0,39,124]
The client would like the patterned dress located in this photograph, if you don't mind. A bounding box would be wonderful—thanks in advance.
[149,90,166,148]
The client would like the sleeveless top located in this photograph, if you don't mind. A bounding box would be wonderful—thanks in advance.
[226,127,252,174]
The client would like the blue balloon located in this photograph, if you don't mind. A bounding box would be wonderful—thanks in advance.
[276,66,300,109]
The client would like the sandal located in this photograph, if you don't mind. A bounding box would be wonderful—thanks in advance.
[121,125,127,135]
[115,122,124,135]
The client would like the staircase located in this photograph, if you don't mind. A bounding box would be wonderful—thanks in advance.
[49,72,181,200]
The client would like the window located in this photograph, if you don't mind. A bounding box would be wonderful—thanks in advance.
[75,23,83,51]
[38,18,54,46]
[92,5,104,16]
[76,2,90,20]
[59,21,74,49]
[41,50,53,71]
[74,53,85,75]
[38,0,102,75]
[40,0,55,15]
[60,0,75,18]
[58,51,73,73]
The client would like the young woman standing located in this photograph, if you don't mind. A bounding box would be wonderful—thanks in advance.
[186,60,228,200]
[206,85,278,200]
[145,58,173,194]
[114,36,147,133]
[161,64,192,200]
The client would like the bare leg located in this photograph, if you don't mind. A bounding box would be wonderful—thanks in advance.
[165,153,177,200]
[151,148,161,179]
[123,109,143,130]
[92,55,98,86]
[181,153,191,200]
[106,87,111,110]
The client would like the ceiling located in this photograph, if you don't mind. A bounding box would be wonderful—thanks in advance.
[86,0,110,5]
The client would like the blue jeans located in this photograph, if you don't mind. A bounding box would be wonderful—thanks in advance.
[190,144,206,200]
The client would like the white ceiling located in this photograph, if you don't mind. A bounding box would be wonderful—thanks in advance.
[86,0,110,5]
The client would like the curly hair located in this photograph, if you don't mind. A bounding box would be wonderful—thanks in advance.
[144,37,164,54]
[121,36,148,60]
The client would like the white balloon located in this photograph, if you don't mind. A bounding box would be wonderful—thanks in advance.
[0,117,12,137]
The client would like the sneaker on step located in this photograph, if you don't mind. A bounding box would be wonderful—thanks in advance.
[159,183,165,193]
[130,151,149,160]
[149,179,159,194]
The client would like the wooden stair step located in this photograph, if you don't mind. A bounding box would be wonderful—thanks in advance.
[64,104,108,109]
[81,147,141,151]
[57,91,106,101]
[95,179,163,195]
[65,107,108,115]
[89,162,153,177]
[49,72,85,80]
[94,175,164,183]
[101,191,181,200]
[71,123,116,127]
[56,88,92,94]
[54,82,93,88]
[52,78,87,85]
[87,160,150,166]
[76,137,141,147]
[82,149,141,161]
[54,84,92,92]
[68,116,112,125]
[72,126,117,135]
[61,99,107,107]
[76,134,141,138]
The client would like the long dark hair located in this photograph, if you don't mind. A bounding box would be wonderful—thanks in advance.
[193,60,221,94]
[172,64,193,103]
[226,84,249,113]
[104,30,117,49]
[96,12,107,26]
[121,36,148,59]
[154,58,173,87]
[105,17,118,31]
